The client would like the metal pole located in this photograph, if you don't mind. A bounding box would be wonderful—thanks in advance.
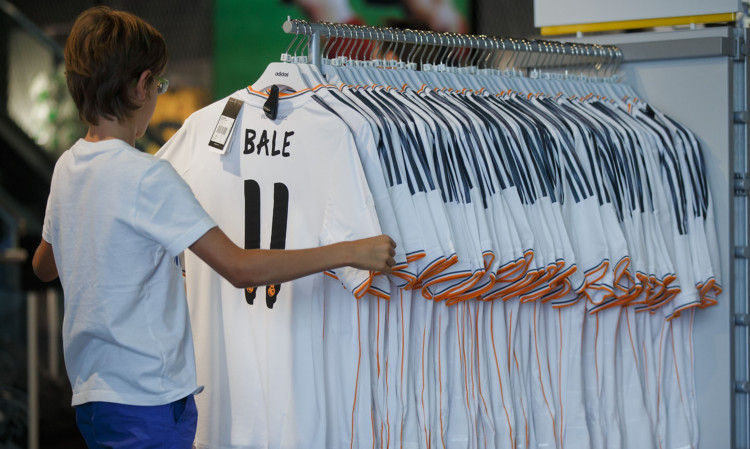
[27,291,39,449]
[46,288,59,378]
[310,30,321,71]
[282,18,619,68]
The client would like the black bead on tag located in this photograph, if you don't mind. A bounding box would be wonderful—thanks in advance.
[263,85,280,120]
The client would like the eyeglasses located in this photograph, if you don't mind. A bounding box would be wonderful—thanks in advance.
[154,75,169,95]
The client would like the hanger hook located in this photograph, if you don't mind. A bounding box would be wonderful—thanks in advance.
[365,26,377,61]
[453,33,463,68]
[557,41,567,72]
[339,24,355,59]
[365,25,377,62]
[382,28,396,62]
[424,31,437,66]
[549,41,557,72]
[523,39,535,73]
[416,31,428,65]
[514,38,525,72]
[508,38,521,72]
[505,38,518,72]
[615,46,623,77]
[547,40,558,72]
[439,33,450,66]
[471,35,483,68]
[485,36,505,70]
[470,35,483,68]
[414,30,423,65]
[516,39,529,73]
[410,31,421,65]
[351,25,365,61]
[459,34,470,68]
[372,27,382,62]
[606,45,615,78]
[420,31,431,66]
[285,32,299,58]
[299,21,310,59]
[446,34,456,67]
[409,30,422,65]
[321,22,333,60]
[602,45,611,77]
[571,43,585,73]
[333,23,347,59]
[293,28,308,58]
[448,33,458,67]
[461,34,472,68]
[458,34,470,68]
[440,34,452,66]
[428,31,438,66]
[438,33,449,66]
[535,40,547,72]
[543,40,555,72]
[390,27,400,63]
[396,28,407,63]
[520,39,534,74]
[500,37,509,72]
[300,21,309,58]
[595,45,605,77]
[481,36,495,70]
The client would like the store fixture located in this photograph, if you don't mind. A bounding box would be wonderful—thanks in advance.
[533,0,737,36]
[280,18,622,76]
[253,18,730,449]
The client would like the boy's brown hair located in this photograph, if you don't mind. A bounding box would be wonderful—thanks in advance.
[64,6,168,125]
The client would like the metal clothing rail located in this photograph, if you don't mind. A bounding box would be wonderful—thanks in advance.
[282,18,622,76]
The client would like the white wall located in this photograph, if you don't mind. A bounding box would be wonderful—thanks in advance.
[535,0,738,27]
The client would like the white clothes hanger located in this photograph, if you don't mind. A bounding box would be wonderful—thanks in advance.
[361,28,395,87]
[458,36,485,92]
[476,37,508,94]
[293,21,327,87]
[251,32,311,93]
[377,28,412,90]
[332,25,364,85]
[320,23,350,86]
[398,30,432,91]
[277,19,635,110]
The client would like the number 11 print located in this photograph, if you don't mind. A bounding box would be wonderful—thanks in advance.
[244,179,289,309]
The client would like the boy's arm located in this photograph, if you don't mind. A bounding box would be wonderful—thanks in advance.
[32,239,59,282]
[189,227,396,289]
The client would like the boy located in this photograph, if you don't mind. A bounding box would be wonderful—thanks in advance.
[31,6,395,448]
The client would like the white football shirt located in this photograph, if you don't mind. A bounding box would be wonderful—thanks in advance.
[157,86,382,449]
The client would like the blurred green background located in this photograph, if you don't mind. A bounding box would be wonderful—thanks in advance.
[214,0,470,98]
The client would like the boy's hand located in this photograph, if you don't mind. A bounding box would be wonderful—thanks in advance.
[348,235,397,274]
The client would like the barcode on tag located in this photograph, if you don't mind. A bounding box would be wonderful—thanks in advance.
[210,116,235,145]
[208,97,243,154]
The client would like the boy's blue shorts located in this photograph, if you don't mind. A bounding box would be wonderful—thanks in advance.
[75,395,197,449]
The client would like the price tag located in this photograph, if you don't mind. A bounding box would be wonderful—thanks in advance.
[208,97,243,154]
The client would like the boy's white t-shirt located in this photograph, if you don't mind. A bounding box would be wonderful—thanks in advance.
[42,138,217,407]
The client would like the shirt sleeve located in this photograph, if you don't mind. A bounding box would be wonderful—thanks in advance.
[133,160,217,257]
[41,155,66,245]
[41,195,53,244]
[156,95,238,175]
[155,114,199,176]
[320,128,383,298]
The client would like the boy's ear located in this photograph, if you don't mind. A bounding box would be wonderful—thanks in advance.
[134,70,152,101]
